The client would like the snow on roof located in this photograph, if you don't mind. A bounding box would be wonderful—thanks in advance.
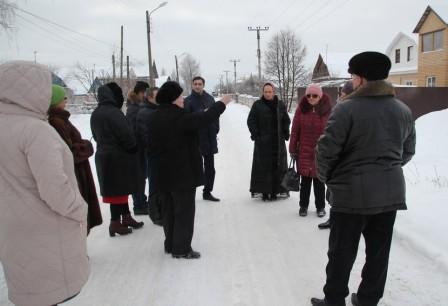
[389,66,418,74]
[385,32,417,56]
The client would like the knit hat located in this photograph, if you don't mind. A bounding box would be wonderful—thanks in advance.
[305,83,323,98]
[50,84,66,107]
[105,82,124,106]
[156,81,183,104]
[134,81,149,94]
[348,51,391,81]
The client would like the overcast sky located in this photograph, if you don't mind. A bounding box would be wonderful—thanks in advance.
[1,0,447,92]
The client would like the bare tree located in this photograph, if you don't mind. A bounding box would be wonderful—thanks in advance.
[0,0,16,33]
[264,29,308,111]
[179,53,200,93]
[69,62,112,101]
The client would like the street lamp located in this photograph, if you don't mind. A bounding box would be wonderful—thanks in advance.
[146,2,168,86]
[175,52,186,83]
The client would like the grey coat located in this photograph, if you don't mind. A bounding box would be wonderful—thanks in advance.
[316,80,416,214]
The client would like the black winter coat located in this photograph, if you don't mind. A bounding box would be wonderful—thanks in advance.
[146,102,226,194]
[90,85,139,197]
[136,101,158,150]
[247,96,291,193]
[316,80,416,214]
[185,91,220,155]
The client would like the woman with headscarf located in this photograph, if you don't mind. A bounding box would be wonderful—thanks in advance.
[90,82,144,237]
[247,83,291,201]
[48,85,102,234]
[289,83,332,217]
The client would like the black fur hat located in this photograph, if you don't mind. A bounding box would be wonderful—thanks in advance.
[348,52,391,81]
[156,81,183,104]
[106,82,124,106]
[134,81,149,94]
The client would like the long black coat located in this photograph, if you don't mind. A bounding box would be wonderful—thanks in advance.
[146,102,226,194]
[90,85,139,197]
[247,96,291,194]
[136,101,158,150]
[184,91,220,155]
[316,80,416,214]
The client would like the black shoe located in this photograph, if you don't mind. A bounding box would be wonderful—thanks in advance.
[203,192,220,202]
[172,250,201,259]
[133,205,149,215]
[299,207,308,217]
[318,219,331,229]
[262,193,269,201]
[317,208,326,218]
[311,297,345,306]
[351,294,360,306]
[270,193,277,201]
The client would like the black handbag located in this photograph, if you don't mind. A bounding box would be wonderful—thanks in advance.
[281,159,300,192]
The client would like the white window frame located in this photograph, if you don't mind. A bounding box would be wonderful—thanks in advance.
[426,76,436,87]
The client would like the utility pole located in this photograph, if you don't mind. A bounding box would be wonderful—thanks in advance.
[33,51,37,63]
[229,59,240,95]
[248,26,269,81]
[223,70,230,94]
[218,74,224,95]
[175,55,179,82]
[126,55,130,89]
[146,10,153,86]
[120,25,124,86]
[112,54,116,81]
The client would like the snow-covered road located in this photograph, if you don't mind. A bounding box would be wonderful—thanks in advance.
[1,103,447,306]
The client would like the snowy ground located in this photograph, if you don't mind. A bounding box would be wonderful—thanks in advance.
[1,103,448,306]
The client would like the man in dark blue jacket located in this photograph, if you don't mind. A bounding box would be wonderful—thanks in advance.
[311,52,416,306]
[185,76,221,202]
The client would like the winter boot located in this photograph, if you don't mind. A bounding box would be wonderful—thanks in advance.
[122,214,144,229]
[351,293,377,306]
[133,203,149,216]
[270,193,277,201]
[109,221,132,237]
[172,249,201,259]
[311,297,346,306]
[203,192,220,202]
[299,207,308,217]
[317,208,326,218]
[318,219,331,229]
[262,193,269,201]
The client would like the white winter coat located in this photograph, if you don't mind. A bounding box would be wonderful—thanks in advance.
[0,61,89,306]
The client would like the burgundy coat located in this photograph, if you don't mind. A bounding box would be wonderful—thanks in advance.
[48,108,103,230]
[289,94,332,178]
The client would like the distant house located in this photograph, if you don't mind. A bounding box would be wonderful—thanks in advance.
[413,5,448,87]
[386,32,418,86]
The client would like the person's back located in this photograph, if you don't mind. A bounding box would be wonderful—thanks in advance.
[0,61,89,306]
[319,82,415,213]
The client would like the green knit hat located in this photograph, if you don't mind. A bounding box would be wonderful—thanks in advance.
[50,84,66,108]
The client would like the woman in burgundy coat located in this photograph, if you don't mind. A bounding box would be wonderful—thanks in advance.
[48,85,103,233]
[289,84,332,217]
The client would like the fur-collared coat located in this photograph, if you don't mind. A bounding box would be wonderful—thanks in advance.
[316,80,416,214]
[48,107,103,230]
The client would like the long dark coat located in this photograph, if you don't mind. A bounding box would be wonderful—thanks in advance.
[48,107,103,230]
[289,93,332,178]
[247,96,291,194]
[184,90,220,155]
[316,80,416,214]
[90,85,139,197]
[146,102,226,194]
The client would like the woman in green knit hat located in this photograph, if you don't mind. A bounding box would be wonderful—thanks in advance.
[48,85,103,234]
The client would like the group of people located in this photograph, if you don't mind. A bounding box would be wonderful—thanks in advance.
[0,50,416,306]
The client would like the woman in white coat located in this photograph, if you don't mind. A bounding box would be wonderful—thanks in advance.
[0,61,90,306]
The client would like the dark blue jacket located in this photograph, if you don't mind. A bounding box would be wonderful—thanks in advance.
[185,90,220,155]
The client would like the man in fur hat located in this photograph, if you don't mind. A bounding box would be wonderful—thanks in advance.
[311,52,416,306]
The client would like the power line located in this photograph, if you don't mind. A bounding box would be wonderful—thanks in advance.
[15,13,108,59]
[296,0,352,32]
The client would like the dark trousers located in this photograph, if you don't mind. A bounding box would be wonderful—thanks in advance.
[203,154,216,193]
[110,203,130,221]
[299,176,325,209]
[161,189,196,255]
[132,151,148,208]
[324,210,397,306]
